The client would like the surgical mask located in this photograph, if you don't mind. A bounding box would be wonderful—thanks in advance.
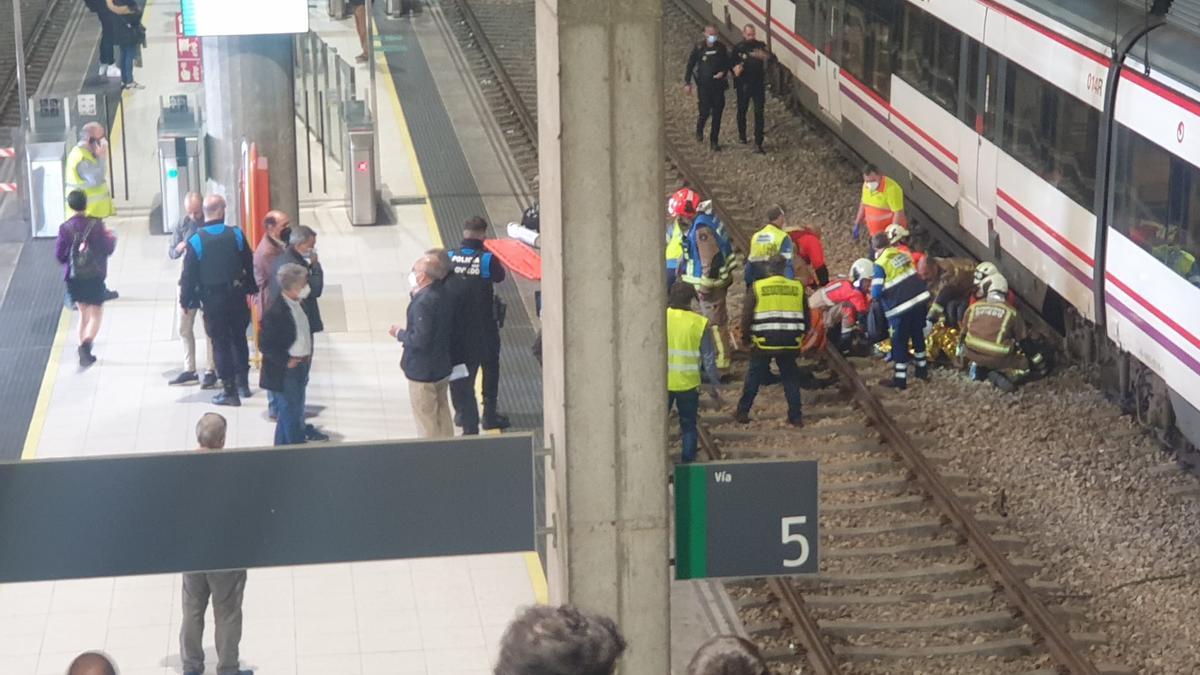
[706,34,717,45]
[408,271,420,290]
[300,248,314,261]
[865,180,880,192]
[298,285,312,300]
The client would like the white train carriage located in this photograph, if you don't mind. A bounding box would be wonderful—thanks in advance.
[704,0,1200,448]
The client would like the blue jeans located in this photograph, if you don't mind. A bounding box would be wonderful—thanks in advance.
[274,360,309,446]
[120,46,135,85]
[669,389,700,462]
[738,352,802,423]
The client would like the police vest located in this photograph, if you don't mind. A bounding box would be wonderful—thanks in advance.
[665,219,685,267]
[65,145,115,219]
[748,223,789,261]
[188,224,247,287]
[448,247,496,285]
[861,177,904,237]
[874,247,930,318]
[751,275,806,351]
[963,300,1019,357]
[667,307,708,392]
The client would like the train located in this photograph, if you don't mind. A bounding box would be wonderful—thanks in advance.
[694,0,1200,454]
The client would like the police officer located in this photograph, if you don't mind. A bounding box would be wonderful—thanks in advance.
[685,25,732,151]
[180,194,257,407]
[871,233,930,389]
[732,23,771,153]
[446,217,510,433]
[735,255,805,426]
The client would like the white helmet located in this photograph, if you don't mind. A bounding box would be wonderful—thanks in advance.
[974,261,999,284]
[885,224,910,245]
[850,258,874,285]
[978,272,1008,299]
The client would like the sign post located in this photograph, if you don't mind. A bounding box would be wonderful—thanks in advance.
[675,459,819,579]
[175,13,204,83]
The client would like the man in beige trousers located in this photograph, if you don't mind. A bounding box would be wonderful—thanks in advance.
[389,252,455,438]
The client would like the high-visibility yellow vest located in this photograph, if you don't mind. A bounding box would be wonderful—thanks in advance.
[65,145,115,219]
[874,246,930,318]
[750,275,806,351]
[667,307,708,391]
[665,219,685,264]
[748,223,789,261]
[861,176,905,237]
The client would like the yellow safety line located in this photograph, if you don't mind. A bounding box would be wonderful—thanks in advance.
[21,309,72,460]
[523,551,549,604]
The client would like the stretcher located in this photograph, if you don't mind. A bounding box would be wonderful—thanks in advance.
[485,238,542,281]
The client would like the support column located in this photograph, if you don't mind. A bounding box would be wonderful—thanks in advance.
[536,0,669,672]
[202,35,299,226]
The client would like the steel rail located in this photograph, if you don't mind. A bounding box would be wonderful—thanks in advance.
[452,0,538,150]
[0,0,66,123]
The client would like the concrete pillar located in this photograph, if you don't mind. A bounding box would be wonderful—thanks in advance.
[201,35,299,227]
[536,0,669,672]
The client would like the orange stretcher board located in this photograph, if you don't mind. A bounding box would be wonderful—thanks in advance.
[485,239,542,281]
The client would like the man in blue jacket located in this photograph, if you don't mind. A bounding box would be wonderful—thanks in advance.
[390,252,455,438]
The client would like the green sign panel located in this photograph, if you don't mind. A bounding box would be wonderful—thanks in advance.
[675,459,819,579]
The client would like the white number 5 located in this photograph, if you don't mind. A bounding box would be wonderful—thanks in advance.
[781,516,810,568]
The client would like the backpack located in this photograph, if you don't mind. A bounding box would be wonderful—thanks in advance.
[69,220,105,280]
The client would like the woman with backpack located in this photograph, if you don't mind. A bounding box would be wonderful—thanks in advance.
[55,190,117,367]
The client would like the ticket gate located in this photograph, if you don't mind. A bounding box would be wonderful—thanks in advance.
[157,95,204,234]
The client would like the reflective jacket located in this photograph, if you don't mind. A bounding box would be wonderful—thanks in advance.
[667,307,709,392]
[680,214,738,292]
[747,275,806,351]
[861,176,905,237]
[65,145,115,219]
[872,246,930,318]
[962,299,1027,370]
[665,218,686,270]
[744,223,795,283]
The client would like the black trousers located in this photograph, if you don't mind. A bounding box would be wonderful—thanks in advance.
[696,85,726,144]
[736,82,765,145]
[98,12,117,65]
[203,295,250,386]
[449,334,501,434]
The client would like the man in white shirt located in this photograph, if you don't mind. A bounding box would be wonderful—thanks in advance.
[258,263,314,445]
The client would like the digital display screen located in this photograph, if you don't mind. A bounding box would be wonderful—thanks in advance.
[180,0,309,37]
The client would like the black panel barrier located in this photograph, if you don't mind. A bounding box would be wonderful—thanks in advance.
[0,435,536,583]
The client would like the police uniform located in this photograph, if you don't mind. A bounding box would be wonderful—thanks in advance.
[732,38,769,149]
[743,222,795,285]
[180,222,257,404]
[667,306,719,462]
[446,238,508,433]
[737,274,806,424]
[872,246,930,388]
[685,38,732,148]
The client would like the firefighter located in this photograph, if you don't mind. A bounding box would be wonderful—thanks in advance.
[808,259,872,355]
[854,164,907,246]
[884,224,924,271]
[918,256,976,328]
[735,256,805,426]
[744,204,796,285]
[666,282,722,462]
[678,207,738,370]
[666,187,701,290]
[871,233,930,389]
[960,272,1049,392]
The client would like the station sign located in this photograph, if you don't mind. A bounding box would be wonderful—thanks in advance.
[175,13,203,84]
[675,459,819,579]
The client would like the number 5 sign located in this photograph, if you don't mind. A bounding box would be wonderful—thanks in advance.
[675,459,819,579]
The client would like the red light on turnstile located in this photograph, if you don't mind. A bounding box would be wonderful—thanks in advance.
[356,161,370,173]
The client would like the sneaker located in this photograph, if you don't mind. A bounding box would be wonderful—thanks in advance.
[212,391,241,407]
[200,371,219,389]
[122,81,145,90]
[106,64,121,78]
[734,411,751,424]
[169,371,199,386]
[305,425,330,442]
[987,371,1016,393]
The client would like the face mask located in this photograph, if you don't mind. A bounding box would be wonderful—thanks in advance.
[301,250,313,261]
[706,34,717,45]
[297,285,312,300]
[408,271,420,291]
[865,180,880,192]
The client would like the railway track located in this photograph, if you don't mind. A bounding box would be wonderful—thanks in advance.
[0,0,73,128]
[447,0,1127,672]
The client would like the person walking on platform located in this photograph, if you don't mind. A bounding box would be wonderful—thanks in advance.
[678,206,737,371]
[853,164,907,246]
[390,252,455,438]
[55,190,116,368]
[961,271,1049,392]
[732,23,771,153]
[180,413,253,675]
[735,256,805,426]
[685,25,732,151]
[260,263,318,445]
[181,195,257,407]
[168,192,217,388]
[871,232,931,389]
[744,205,795,285]
[65,122,120,303]
[446,217,511,433]
[667,282,721,463]
[347,0,369,62]
[82,0,120,79]
[253,210,291,418]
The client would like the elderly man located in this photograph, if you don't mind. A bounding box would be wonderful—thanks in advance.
[181,413,253,675]
[180,194,257,406]
[254,210,291,420]
[260,263,320,445]
[389,252,455,438]
[167,191,217,388]
[65,122,114,219]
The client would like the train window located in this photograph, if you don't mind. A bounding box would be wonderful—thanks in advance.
[841,0,896,99]
[898,4,960,115]
[1113,124,1200,283]
[795,0,816,42]
[1001,60,1098,210]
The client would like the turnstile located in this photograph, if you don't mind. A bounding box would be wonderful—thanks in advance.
[345,101,377,226]
[328,0,347,18]
[25,96,71,239]
[157,95,204,234]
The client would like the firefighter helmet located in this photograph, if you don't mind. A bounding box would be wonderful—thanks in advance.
[885,224,910,245]
[978,271,1009,299]
[973,261,999,284]
[850,258,874,285]
[668,188,701,218]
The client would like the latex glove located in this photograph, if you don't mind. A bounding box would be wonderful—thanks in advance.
[852,222,862,242]
[923,320,934,338]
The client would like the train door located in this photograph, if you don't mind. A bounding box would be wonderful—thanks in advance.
[813,0,843,124]
[959,27,999,246]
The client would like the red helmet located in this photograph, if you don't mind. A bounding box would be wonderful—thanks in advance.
[668,188,702,218]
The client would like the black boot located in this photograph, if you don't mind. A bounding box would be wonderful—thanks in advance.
[481,401,511,431]
[236,372,252,399]
[212,383,241,407]
[78,341,97,368]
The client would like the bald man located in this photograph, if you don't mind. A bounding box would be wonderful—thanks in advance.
[65,122,114,219]
[180,194,258,406]
[253,210,291,316]
[389,252,455,437]
[67,651,117,675]
[168,192,217,388]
